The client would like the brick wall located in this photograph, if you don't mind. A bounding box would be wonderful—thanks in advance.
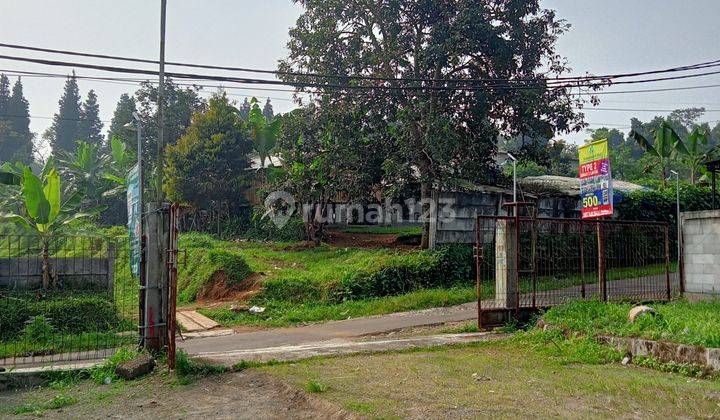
[681,210,720,297]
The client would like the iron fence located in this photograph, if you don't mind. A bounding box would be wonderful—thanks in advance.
[0,234,139,369]
[475,216,680,320]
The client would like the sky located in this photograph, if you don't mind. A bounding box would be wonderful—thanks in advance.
[1,0,720,149]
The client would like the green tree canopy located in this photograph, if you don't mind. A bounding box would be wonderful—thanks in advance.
[164,93,252,210]
[279,0,587,247]
[107,93,138,151]
[0,77,34,164]
[45,73,82,154]
[78,89,104,146]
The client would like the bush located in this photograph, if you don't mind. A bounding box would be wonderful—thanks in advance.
[258,244,474,304]
[22,315,54,346]
[243,209,306,242]
[0,295,120,341]
[176,237,253,302]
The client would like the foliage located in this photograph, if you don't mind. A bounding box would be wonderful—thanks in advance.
[305,380,329,393]
[280,0,589,246]
[164,92,253,210]
[44,73,83,154]
[174,349,228,378]
[673,127,718,184]
[246,97,281,168]
[541,300,720,348]
[629,121,683,185]
[89,347,142,384]
[243,209,306,242]
[177,232,253,302]
[1,294,121,341]
[77,89,104,146]
[0,75,33,164]
[106,93,138,151]
[22,315,54,347]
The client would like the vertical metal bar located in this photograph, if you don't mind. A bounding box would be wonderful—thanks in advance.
[475,216,482,330]
[531,216,537,309]
[514,206,521,317]
[597,222,607,302]
[579,221,586,299]
[713,171,717,210]
[664,224,671,301]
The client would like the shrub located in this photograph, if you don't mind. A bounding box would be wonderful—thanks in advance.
[22,316,54,346]
[0,295,120,341]
[243,209,306,242]
[257,244,474,304]
[177,242,253,302]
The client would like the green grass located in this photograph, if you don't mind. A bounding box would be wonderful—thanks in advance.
[199,286,476,328]
[263,333,720,418]
[338,225,423,235]
[0,331,137,359]
[541,299,720,348]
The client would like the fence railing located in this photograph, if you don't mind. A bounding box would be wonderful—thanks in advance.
[0,234,138,369]
[475,216,680,317]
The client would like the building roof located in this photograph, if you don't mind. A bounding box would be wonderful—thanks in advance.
[519,175,646,196]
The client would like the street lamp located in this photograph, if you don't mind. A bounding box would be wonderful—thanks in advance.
[670,170,680,265]
[506,152,518,204]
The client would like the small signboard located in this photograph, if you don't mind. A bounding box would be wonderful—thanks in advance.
[127,164,141,277]
[578,139,613,219]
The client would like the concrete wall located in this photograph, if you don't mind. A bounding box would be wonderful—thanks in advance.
[428,189,581,248]
[681,210,720,298]
[0,256,114,291]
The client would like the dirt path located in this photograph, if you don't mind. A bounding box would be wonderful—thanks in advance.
[0,370,355,419]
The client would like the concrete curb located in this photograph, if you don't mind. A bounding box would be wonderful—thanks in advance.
[0,359,105,391]
[597,335,720,371]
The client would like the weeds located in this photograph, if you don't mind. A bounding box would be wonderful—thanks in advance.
[306,379,329,393]
[633,356,717,379]
[174,350,228,381]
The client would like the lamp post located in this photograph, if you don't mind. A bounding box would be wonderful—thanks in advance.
[506,152,517,203]
[670,170,680,264]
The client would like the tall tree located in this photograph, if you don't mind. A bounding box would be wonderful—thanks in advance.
[279,0,587,247]
[78,89,104,146]
[262,98,274,122]
[4,78,34,164]
[45,73,82,154]
[164,92,252,210]
[107,93,138,151]
[0,74,9,117]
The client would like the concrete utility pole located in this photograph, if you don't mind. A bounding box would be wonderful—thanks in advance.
[157,0,167,201]
[143,0,170,352]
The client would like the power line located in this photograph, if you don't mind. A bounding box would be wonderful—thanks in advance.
[4,53,720,93]
[585,107,720,112]
[3,42,720,85]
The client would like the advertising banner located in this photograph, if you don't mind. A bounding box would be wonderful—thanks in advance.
[578,139,613,219]
[127,164,141,277]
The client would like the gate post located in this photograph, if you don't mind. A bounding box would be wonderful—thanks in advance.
[664,224,672,300]
[142,202,170,352]
[495,219,518,310]
[597,222,607,302]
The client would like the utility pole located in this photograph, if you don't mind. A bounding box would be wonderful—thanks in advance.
[157,0,167,201]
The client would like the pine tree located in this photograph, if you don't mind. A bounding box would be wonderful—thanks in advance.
[78,89,103,146]
[239,97,250,120]
[0,74,9,116]
[45,72,82,154]
[4,78,34,164]
[107,93,137,151]
[262,98,274,122]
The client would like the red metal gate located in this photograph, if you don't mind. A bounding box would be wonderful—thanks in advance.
[475,211,680,326]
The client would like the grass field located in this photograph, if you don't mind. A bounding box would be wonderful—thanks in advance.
[264,333,720,418]
[337,225,422,235]
[541,299,720,348]
[199,286,476,328]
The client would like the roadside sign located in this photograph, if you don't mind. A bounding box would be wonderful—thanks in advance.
[578,139,613,219]
[127,163,142,277]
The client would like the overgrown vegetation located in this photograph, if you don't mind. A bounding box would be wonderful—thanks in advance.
[541,300,720,348]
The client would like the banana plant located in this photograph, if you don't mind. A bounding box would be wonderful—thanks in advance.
[0,163,101,289]
[247,98,282,169]
[629,121,682,186]
[673,127,718,185]
[102,136,136,197]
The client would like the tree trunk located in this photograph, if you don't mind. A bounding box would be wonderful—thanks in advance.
[41,239,50,290]
[420,180,431,249]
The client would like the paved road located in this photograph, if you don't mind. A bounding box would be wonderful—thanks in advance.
[180,273,679,356]
[179,302,478,354]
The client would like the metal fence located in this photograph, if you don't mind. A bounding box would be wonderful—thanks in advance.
[0,234,138,369]
[475,215,680,323]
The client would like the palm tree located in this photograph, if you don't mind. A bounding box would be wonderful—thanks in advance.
[629,121,682,186]
[673,127,717,184]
